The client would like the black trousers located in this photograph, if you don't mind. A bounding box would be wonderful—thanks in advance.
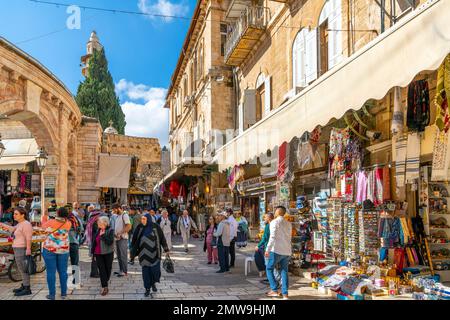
[95,253,114,288]
[218,244,230,272]
[229,238,236,267]
[69,244,79,266]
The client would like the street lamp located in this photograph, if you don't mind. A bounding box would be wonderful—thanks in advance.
[36,147,48,215]
[0,134,6,159]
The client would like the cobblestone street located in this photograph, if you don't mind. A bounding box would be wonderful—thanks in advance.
[0,236,331,300]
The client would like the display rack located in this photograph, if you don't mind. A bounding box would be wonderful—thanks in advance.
[421,166,450,281]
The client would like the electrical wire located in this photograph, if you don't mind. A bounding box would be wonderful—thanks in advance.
[27,0,379,32]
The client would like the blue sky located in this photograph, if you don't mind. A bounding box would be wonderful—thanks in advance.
[0,0,195,147]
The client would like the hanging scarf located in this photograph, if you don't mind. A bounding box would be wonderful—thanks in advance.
[86,210,102,245]
[142,213,154,237]
[68,212,80,235]
[407,79,430,132]
[405,132,421,183]
[431,129,450,181]
[391,86,404,135]
[394,133,407,188]
[277,142,288,181]
[435,54,450,133]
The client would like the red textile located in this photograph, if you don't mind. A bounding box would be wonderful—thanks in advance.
[394,248,405,274]
[169,181,181,198]
[277,142,288,180]
[382,167,391,201]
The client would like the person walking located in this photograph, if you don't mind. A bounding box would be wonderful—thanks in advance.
[203,215,218,265]
[265,206,292,300]
[177,210,198,253]
[235,211,249,248]
[0,207,33,296]
[128,207,142,265]
[214,212,231,273]
[226,208,238,268]
[41,207,72,300]
[131,213,169,297]
[85,205,104,278]
[169,207,178,236]
[68,207,84,289]
[159,209,172,250]
[91,216,115,296]
[112,203,131,277]
[255,212,280,288]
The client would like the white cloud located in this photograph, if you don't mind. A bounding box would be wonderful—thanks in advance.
[138,0,189,22]
[116,79,169,147]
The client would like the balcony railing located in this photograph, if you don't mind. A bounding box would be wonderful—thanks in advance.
[224,6,270,65]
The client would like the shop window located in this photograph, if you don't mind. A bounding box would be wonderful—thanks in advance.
[319,0,343,75]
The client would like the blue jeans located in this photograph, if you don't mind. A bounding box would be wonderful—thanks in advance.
[265,256,281,288]
[266,252,289,295]
[43,249,69,297]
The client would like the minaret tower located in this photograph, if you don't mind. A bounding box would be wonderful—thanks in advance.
[81,31,103,77]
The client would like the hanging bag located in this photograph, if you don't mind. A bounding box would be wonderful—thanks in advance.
[163,255,175,273]
[24,255,37,275]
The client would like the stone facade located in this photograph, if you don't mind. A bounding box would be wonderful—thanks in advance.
[229,0,426,124]
[0,36,163,207]
[102,132,162,193]
[0,37,82,207]
[167,0,234,168]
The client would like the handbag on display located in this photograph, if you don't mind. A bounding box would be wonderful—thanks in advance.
[163,255,175,273]
[24,255,37,275]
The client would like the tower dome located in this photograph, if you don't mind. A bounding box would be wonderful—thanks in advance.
[104,120,118,134]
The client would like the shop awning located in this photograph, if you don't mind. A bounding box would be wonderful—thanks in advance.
[214,0,450,171]
[0,138,39,170]
[0,155,36,170]
[95,154,132,189]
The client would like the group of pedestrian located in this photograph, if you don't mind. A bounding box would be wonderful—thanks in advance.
[202,208,249,274]
[0,201,175,299]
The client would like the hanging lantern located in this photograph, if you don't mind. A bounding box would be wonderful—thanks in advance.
[35,147,48,172]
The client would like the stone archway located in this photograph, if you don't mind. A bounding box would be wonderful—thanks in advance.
[0,38,82,206]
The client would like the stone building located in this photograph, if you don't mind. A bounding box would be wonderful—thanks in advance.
[157,0,236,214]
[0,34,162,211]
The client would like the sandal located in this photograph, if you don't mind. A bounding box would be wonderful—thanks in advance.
[266,291,281,297]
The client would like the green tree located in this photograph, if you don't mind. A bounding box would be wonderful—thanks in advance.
[75,48,126,134]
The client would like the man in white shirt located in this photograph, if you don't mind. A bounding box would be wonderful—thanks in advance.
[265,206,292,300]
[159,209,172,249]
[214,212,231,273]
[226,208,238,268]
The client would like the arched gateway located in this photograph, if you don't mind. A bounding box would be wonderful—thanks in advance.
[0,37,82,206]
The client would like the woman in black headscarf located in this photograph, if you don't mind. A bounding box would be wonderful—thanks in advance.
[131,213,169,297]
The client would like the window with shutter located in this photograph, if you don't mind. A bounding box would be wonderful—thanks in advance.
[305,28,318,84]
[319,0,342,72]
[292,29,308,88]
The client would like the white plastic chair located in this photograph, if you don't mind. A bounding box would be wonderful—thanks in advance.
[244,256,254,276]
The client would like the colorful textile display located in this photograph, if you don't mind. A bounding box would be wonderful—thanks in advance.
[391,86,404,135]
[407,79,430,132]
[169,181,181,198]
[405,132,421,183]
[328,128,351,179]
[435,54,450,133]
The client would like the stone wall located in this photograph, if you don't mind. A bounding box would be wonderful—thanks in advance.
[103,133,162,192]
[76,117,102,204]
